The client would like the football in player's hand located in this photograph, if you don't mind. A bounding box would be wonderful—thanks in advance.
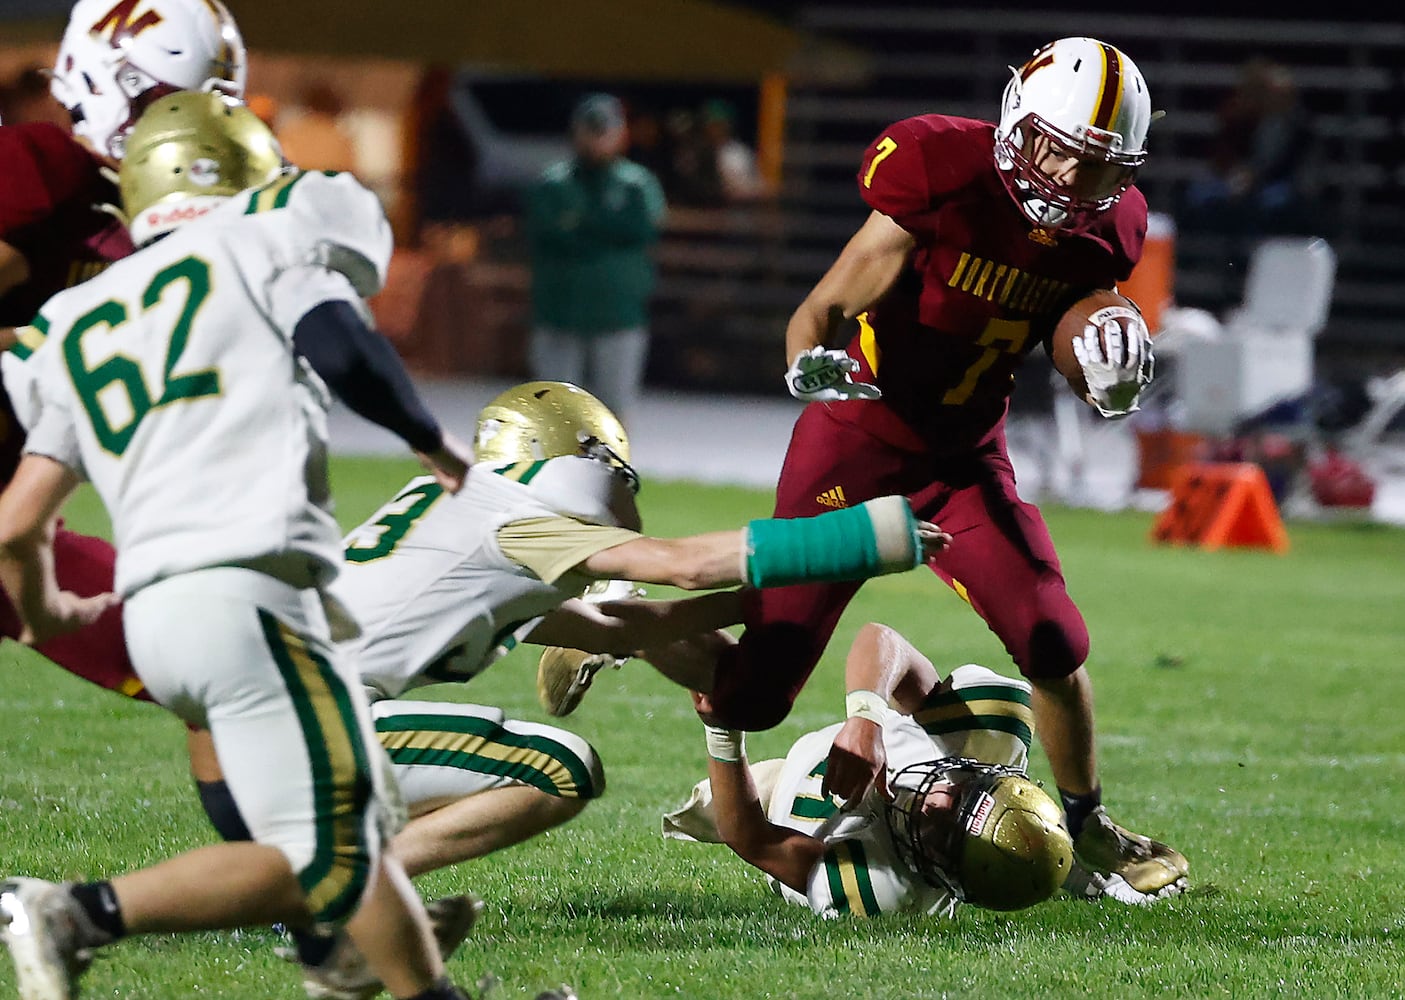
[1049,289,1141,399]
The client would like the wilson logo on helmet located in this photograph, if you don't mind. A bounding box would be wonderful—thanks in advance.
[90,0,164,46]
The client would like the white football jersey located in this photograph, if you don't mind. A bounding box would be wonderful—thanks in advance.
[765,664,1034,918]
[332,456,641,701]
[19,170,391,597]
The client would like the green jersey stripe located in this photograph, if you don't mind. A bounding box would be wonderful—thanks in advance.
[921,713,1033,748]
[920,683,1032,709]
[272,169,312,210]
[790,794,838,822]
[10,315,50,360]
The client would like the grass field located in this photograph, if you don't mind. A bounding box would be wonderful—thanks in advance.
[4,455,1405,999]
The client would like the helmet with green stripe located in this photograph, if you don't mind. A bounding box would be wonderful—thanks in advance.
[885,757,1072,911]
[120,90,283,245]
[475,381,637,492]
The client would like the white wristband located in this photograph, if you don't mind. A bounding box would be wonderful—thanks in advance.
[845,689,887,725]
[704,725,745,763]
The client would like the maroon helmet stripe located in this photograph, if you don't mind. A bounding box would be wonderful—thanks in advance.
[1092,43,1121,129]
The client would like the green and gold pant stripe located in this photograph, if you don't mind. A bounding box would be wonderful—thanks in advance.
[822,840,881,917]
[376,712,601,799]
[260,610,374,923]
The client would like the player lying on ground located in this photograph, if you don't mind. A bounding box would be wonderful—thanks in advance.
[664,622,1187,915]
[187,379,950,999]
[0,93,477,1000]
[665,622,1071,916]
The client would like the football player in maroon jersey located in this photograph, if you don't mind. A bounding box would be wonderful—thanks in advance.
[0,0,246,703]
[706,37,1186,902]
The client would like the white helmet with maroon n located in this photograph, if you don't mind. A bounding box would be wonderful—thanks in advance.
[994,37,1152,233]
[51,0,246,161]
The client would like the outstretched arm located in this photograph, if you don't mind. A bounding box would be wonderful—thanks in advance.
[698,693,825,893]
[576,497,950,591]
[292,300,470,492]
[526,591,743,653]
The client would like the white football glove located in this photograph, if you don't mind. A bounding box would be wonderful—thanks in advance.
[1071,306,1155,418]
[785,346,882,402]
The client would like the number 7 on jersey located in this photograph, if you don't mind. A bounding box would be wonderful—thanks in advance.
[863,136,898,189]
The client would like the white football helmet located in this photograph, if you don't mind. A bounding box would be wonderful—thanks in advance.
[994,37,1152,232]
[51,0,247,161]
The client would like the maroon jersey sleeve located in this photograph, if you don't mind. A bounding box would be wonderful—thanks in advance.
[857,116,994,239]
[1105,186,1148,282]
[0,123,99,239]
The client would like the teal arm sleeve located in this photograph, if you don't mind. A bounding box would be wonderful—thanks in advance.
[744,496,922,588]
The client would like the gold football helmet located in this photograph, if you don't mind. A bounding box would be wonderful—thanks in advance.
[475,381,637,491]
[886,758,1073,911]
[120,91,283,244]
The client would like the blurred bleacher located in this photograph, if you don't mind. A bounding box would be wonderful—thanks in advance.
[644,8,1405,393]
[382,8,1405,399]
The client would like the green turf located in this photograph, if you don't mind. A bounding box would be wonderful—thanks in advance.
[4,456,1405,998]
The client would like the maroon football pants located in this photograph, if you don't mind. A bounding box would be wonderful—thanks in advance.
[709,405,1089,730]
[0,527,149,703]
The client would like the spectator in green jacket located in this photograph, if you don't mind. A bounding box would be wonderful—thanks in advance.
[526,93,667,428]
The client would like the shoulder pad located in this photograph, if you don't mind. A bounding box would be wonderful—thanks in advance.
[858,115,991,219]
[947,663,1032,696]
[513,456,642,531]
[250,170,392,298]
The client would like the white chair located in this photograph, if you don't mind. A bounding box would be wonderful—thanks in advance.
[1169,237,1337,434]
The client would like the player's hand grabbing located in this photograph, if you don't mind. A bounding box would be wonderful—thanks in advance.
[416,430,473,494]
[823,716,889,804]
[916,520,952,559]
[1072,307,1154,418]
[786,346,882,402]
[21,589,118,645]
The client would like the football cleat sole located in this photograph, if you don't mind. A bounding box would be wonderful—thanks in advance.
[536,647,623,717]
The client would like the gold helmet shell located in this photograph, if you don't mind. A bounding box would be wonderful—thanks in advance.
[956,772,1073,910]
[475,381,635,484]
[120,91,283,244]
[886,758,1073,912]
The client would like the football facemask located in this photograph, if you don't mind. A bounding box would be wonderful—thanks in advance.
[994,36,1152,233]
[52,0,247,160]
[885,758,1073,911]
[475,381,638,492]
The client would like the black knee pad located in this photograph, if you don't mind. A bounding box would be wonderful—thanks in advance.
[195,779,253,842]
